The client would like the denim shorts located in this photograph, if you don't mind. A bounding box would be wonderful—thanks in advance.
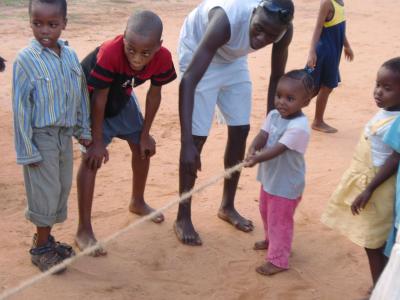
[102,94,143,146]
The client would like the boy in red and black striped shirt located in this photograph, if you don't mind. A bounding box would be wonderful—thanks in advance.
[77,10,176,255]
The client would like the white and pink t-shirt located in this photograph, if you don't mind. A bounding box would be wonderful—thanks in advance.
[257,109,310,200]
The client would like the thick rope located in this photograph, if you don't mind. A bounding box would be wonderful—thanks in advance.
[0,162,245,300]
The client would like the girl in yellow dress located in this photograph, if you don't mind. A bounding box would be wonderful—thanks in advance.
[321,57,400,286]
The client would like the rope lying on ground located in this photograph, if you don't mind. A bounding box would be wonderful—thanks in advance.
[0,162,245,300]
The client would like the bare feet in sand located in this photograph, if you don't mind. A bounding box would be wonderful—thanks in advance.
[174,219,202,246]
[312,121,338,133]
[218,208,254,232]
[129,199,164,223]
[253,240,269,250]
[256,262,287,276]
[75,230,107,257]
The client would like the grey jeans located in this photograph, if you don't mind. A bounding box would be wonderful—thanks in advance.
[23,127,73,227]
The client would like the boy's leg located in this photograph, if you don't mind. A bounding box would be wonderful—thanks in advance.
[218,124,253,232]
[56,128,73,225]
[175,135,207,246]
[312,85,337,133]
[216,77,253,232]
[365,247,387,286]
[75,96,141,255]
[175,59,219,245]
[24,127,67,271]
[75,158,107,256]
[128,141,164,223]
[36,227,51,247]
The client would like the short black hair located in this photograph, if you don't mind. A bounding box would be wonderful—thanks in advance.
[259,0,294,25]
[29,0,67,18]
[126,10,163,41]
[382,57,400,76]
[282,69,315,97]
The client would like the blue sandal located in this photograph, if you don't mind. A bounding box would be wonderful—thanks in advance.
[32,234,75,259]
[29,242,66,273]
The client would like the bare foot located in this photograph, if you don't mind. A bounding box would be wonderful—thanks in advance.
[253,240,269,250]
[218,208,254,232]
[129,200,164,223]
[312,121,338,133]
[173,219,202,246]
[75,231,107,257]
[255,262,287,276]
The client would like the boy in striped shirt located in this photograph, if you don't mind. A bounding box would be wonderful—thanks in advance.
[12,0,91,272]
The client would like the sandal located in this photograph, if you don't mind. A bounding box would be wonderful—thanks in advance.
[32,234,75,259]
[49,235,75,258]
[29,242,66,273]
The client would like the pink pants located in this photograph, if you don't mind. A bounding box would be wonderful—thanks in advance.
[259,187,301,269]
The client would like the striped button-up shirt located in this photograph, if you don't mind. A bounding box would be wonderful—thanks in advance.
[12,39,91,165]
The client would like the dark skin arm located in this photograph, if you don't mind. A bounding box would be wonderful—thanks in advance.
[246,130,269,158]
[140,84,162,159]
[267,23,293,113]
[307,0,332,69]
[351,151,400,215]
[86,88,109,170]
[244,130,287,167]
[179,7,230,176]
[343,35,354,61]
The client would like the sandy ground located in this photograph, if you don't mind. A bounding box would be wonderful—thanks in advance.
[0,0,400,299]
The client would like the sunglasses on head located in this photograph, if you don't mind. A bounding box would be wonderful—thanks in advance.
[259,0,293,24]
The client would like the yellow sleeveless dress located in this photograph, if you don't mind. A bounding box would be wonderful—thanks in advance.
[324,0,345,28]
[321,118,396,249]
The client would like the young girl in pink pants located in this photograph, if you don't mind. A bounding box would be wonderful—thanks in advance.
[245,69,314,276]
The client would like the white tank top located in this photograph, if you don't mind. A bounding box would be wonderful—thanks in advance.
[179,0,259,64]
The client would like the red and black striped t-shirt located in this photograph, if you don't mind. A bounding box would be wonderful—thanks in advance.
[81,35,176,118]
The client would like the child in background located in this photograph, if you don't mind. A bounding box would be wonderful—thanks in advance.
[245,69,314,275]
[12,0,91,272]
[322,57,400,287]
[307,0,354,133]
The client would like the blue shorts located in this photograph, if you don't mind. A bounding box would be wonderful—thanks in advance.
[103,94,143,146]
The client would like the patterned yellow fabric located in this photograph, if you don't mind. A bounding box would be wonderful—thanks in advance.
[324,0,345,28]
[321,118,396,249]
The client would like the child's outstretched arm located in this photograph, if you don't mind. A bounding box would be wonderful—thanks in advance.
[351,151,400,215]
[343,35,354,61]
[306,0,331,68]
[245,141,287,168]
[246,130,268,158]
